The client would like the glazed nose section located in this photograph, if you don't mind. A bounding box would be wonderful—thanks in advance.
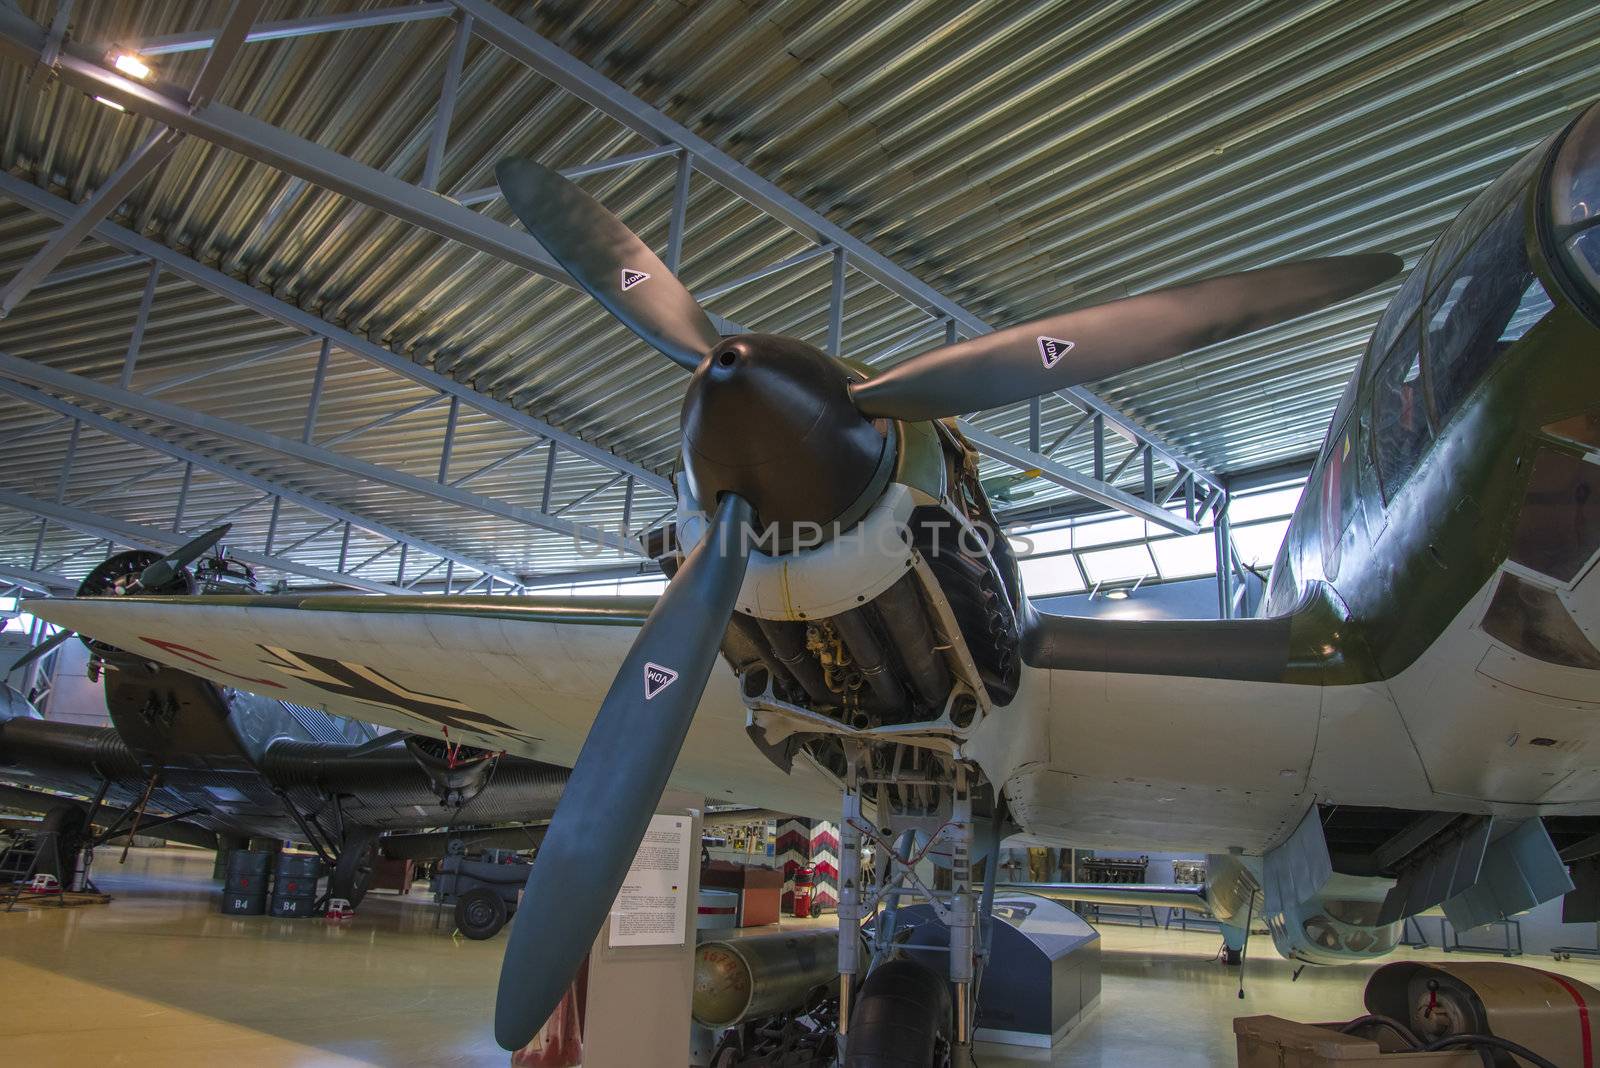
[681,334,890,539]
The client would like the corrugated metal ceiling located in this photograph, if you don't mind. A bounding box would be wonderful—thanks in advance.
[0,0,1596,588]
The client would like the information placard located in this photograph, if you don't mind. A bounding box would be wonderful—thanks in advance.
[608,812,694,947]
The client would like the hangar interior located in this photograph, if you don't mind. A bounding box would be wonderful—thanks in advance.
[5,1,1600,1067]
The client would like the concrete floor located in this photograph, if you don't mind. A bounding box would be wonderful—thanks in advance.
[4,846,1600,1066]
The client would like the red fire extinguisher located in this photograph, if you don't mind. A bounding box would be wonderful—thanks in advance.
[792,865,815,919]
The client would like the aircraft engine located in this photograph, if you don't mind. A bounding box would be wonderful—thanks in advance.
[405,735,498,807]
[67,525,244,665]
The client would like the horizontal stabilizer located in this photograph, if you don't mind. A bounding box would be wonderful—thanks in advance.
[997,882,1209,913]
[1442,819,1573,930]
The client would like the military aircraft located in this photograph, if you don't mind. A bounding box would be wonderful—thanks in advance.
[18,91,1600,1062]
[2,531,569,906]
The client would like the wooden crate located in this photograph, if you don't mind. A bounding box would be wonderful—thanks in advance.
[1235,1017,1482,1066]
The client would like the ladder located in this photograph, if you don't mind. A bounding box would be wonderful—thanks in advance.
[0,830,67,911]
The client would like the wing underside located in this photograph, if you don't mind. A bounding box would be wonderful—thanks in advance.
[997,881,1210,912]
[22,593,841,820]
[1020,582,1377,685]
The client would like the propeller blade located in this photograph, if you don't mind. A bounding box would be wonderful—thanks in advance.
[494,492,755,1050]
[496,158,720,370]
[849,253,1403,421]
[137,523,231,590]
[5,629,73,677]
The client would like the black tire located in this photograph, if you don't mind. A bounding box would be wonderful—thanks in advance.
[709,1031,743,1068]
[39,804,90,882]
[844,959,952,1068]
[1222,946,1243,966]
[455,886,507,940]
[330,827,379,908]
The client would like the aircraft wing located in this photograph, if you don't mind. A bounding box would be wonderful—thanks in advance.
[23,593,842,820]
[1020,583,1380,685]
[997,881,1211,912]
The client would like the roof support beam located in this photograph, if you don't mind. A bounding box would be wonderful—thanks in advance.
[454,0,1220,496]
[0,563,76,595]
[0,170,671,497]
[36,252,144,289]
[455,145,684,206]
[132,3,455,56]
[450,440,542,489]
[120,261,160,388]
[0,352,640,555]
[318,394,448,449]
[421,11,472,192]
[0,4,1210,523]
[0,487,406,594]
[693,244,837,303]
[0,376,521,585]
[0,127,181,318]
[958,425,1198,535]
[0,15,568,281]
[187,0,261,107]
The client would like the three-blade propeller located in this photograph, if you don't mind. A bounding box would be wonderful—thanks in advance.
[497,159,720,369]
[134,523,232,592]
[3,628,71,678]
[9,524,233,677]
[490,158,1400,1049]
[847,253,1402,421]
[493,492,755,1049]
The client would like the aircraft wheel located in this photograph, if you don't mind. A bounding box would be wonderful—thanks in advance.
[843,958,952,1068]
[39,804,90,881]
[456,887,507,940]
[709,1031,743,1068]
[330,827,379,908]
[1222,947,1243,966]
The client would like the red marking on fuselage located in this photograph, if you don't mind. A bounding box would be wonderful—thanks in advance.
[139,636,285,689]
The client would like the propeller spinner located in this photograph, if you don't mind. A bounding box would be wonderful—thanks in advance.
[491,158,1400,1048]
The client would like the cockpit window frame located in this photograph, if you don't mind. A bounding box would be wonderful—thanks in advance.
[1537,101,1600,328]
[1422,187,1554,428]
[1369,316,1434,503]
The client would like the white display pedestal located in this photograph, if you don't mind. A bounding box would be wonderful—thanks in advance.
[580,789,704,1067]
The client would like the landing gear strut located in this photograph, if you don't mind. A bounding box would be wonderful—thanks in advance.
[38,804,90,884]
[329,826,379,908]
[834,744,999,1068]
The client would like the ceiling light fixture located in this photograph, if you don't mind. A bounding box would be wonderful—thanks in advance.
[112,52,151,79]
[92,96,126,112]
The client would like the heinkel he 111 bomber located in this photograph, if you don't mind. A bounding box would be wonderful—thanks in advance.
[26,93,1600,1064]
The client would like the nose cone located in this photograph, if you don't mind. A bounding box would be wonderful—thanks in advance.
[682,334,890,539]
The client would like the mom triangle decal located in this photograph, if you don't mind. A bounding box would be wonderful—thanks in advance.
[1037,335,1075,369]
[643,661,679,700]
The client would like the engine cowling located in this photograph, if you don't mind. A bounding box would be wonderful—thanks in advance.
[405,736,498,807]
